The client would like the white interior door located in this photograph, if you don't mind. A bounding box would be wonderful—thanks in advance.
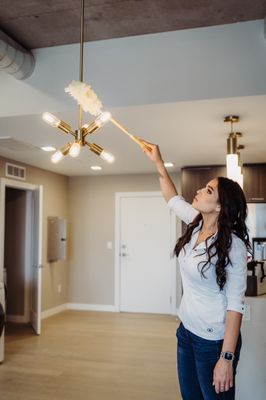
[119,194,174,314]
[30,186,43,335]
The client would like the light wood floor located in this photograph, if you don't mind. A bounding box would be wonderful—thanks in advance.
[0,311,181,400]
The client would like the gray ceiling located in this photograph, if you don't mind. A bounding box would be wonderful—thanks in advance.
[0,0,266,49]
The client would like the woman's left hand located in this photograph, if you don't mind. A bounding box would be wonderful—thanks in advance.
[213,358,234,394]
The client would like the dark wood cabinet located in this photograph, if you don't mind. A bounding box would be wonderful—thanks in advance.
[243,164,266,202]
[181,165,226,203]
[180,163,266,235]
[181,164,266,204]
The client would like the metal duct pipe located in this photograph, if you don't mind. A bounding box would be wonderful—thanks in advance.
[0,30,35,80]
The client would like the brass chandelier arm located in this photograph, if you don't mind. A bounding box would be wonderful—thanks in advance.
[85,141,102,155]
[82,122,100,137]
[58,124,77,137]
[68,129,78,139]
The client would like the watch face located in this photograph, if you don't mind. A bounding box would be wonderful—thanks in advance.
[224,352,234,360]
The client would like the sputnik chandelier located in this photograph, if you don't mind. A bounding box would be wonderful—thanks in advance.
[224,115,244,188]
[42,0,150,165]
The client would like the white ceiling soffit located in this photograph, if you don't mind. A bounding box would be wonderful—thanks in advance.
[0,137,39,151]
[0,95,266,176]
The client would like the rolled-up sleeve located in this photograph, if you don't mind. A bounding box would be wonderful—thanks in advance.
[167,195,199,225]
[224,235,247,314]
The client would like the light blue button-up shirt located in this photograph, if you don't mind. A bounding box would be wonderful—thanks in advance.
[168,195,247,340]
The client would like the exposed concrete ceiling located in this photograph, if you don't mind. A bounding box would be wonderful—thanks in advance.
[0,0,265,49]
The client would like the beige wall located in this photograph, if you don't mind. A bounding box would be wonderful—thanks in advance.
[68,173,181,306]
[0,155,182,311]
[0,156,69,311]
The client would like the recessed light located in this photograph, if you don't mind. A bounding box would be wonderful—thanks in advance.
[164,162,174,168]
[41,146,56,152]
[90,165,102,171]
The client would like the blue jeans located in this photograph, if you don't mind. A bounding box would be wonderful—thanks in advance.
[176,323,242,400]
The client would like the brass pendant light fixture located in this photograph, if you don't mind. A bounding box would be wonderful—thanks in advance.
[42,0,152,165]
[42,0,114,164]
[224,115,244,188]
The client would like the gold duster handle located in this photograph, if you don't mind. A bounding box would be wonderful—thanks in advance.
[110,117,152,152]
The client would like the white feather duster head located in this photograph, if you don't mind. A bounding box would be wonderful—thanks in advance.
[65,81,103,116]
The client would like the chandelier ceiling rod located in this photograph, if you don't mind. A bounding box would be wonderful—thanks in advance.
[79,0,85,130]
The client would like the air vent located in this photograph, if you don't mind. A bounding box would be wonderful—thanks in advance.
[5,163,26,181]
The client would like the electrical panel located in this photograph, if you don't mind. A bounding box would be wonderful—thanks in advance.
[47,217,67,262]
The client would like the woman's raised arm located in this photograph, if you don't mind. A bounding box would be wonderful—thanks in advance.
[141,140,178,203]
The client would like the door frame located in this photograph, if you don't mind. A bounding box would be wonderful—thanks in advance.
[115,191,177,315]
[0,178,42,324]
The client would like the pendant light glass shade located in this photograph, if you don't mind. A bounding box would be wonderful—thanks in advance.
[226,154,239,179]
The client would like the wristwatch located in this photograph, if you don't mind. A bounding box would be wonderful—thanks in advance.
[220,351,235,362]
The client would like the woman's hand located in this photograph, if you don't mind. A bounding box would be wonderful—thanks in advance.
[139,139,163,164]
[139,138,178,201]
[213,358,234,394]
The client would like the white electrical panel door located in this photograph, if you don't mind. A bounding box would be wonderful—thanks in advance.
[47,217,67,262]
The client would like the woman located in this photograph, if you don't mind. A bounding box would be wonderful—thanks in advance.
[141,140,250,400]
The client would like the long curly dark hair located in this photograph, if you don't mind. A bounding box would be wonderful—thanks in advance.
[174,177,251,290]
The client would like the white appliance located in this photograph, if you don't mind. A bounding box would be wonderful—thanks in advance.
[246,203,266,296]
[246,203,266,240]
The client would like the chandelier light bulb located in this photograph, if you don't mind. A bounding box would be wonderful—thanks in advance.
[82,112,112,136]
[100,150,115,163]
[42,112,60,128]
[96,111,111,125]
[51,150,64,164]
[69,141,81,157]
[51,143,71,163]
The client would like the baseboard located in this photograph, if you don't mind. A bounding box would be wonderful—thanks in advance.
[41,303,117,319]
[6,315,28,323]
[41,303,68,319]
[67,303,117,312]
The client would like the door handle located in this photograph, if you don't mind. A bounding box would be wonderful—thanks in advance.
[120,252,129,257]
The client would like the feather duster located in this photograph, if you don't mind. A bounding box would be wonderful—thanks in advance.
[65,81,103,116]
